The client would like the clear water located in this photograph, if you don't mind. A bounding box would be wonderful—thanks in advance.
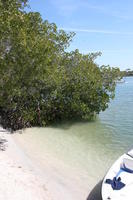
[14,77,133,198]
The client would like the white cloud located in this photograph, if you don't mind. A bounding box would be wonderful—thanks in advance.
[79,49,133,55]
[50,0,133,21]
[59,27,133,35]
[49,0,106,17]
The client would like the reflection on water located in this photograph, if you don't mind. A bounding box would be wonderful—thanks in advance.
[13,77,133,198]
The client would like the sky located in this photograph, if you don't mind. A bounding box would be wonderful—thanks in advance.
[28,0,133,70]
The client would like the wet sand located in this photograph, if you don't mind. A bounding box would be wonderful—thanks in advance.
[13,127,102,200]
[0,126,103,200]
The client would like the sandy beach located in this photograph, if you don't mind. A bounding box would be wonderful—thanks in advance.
[0,127,52,200]
[0,127,91,200]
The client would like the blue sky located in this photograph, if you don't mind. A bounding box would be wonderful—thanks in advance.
[28,0,133,70]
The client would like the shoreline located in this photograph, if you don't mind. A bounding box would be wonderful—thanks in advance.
[0,127,51,200]
[0,127,90,200]
[13,128,90,200]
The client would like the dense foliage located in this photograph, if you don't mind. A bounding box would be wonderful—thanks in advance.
[0,0,122,131]
[123,69,133,76]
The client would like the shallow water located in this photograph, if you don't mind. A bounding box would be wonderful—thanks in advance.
[13,77,133,199]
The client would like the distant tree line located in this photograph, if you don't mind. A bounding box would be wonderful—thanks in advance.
[0,0,122,131]
[122,69,133,76]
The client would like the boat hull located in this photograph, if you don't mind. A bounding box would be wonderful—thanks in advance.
[102,154,133,200]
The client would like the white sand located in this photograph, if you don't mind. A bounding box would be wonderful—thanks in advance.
[0,128,52,200]
[0,127,90,200]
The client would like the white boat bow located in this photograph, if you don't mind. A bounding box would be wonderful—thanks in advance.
[102,149,133,200]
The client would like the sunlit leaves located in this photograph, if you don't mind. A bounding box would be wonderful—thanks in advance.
[0,0,122,130]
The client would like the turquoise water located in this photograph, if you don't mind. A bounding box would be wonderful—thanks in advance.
[100,76,133,152]
[14,77,133,198]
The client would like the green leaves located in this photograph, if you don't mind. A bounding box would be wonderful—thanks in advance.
[0,0,122,130]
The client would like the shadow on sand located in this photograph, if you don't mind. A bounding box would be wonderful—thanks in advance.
[51,119,97,130]
[86,180,103,200]
[0,138,8,151]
